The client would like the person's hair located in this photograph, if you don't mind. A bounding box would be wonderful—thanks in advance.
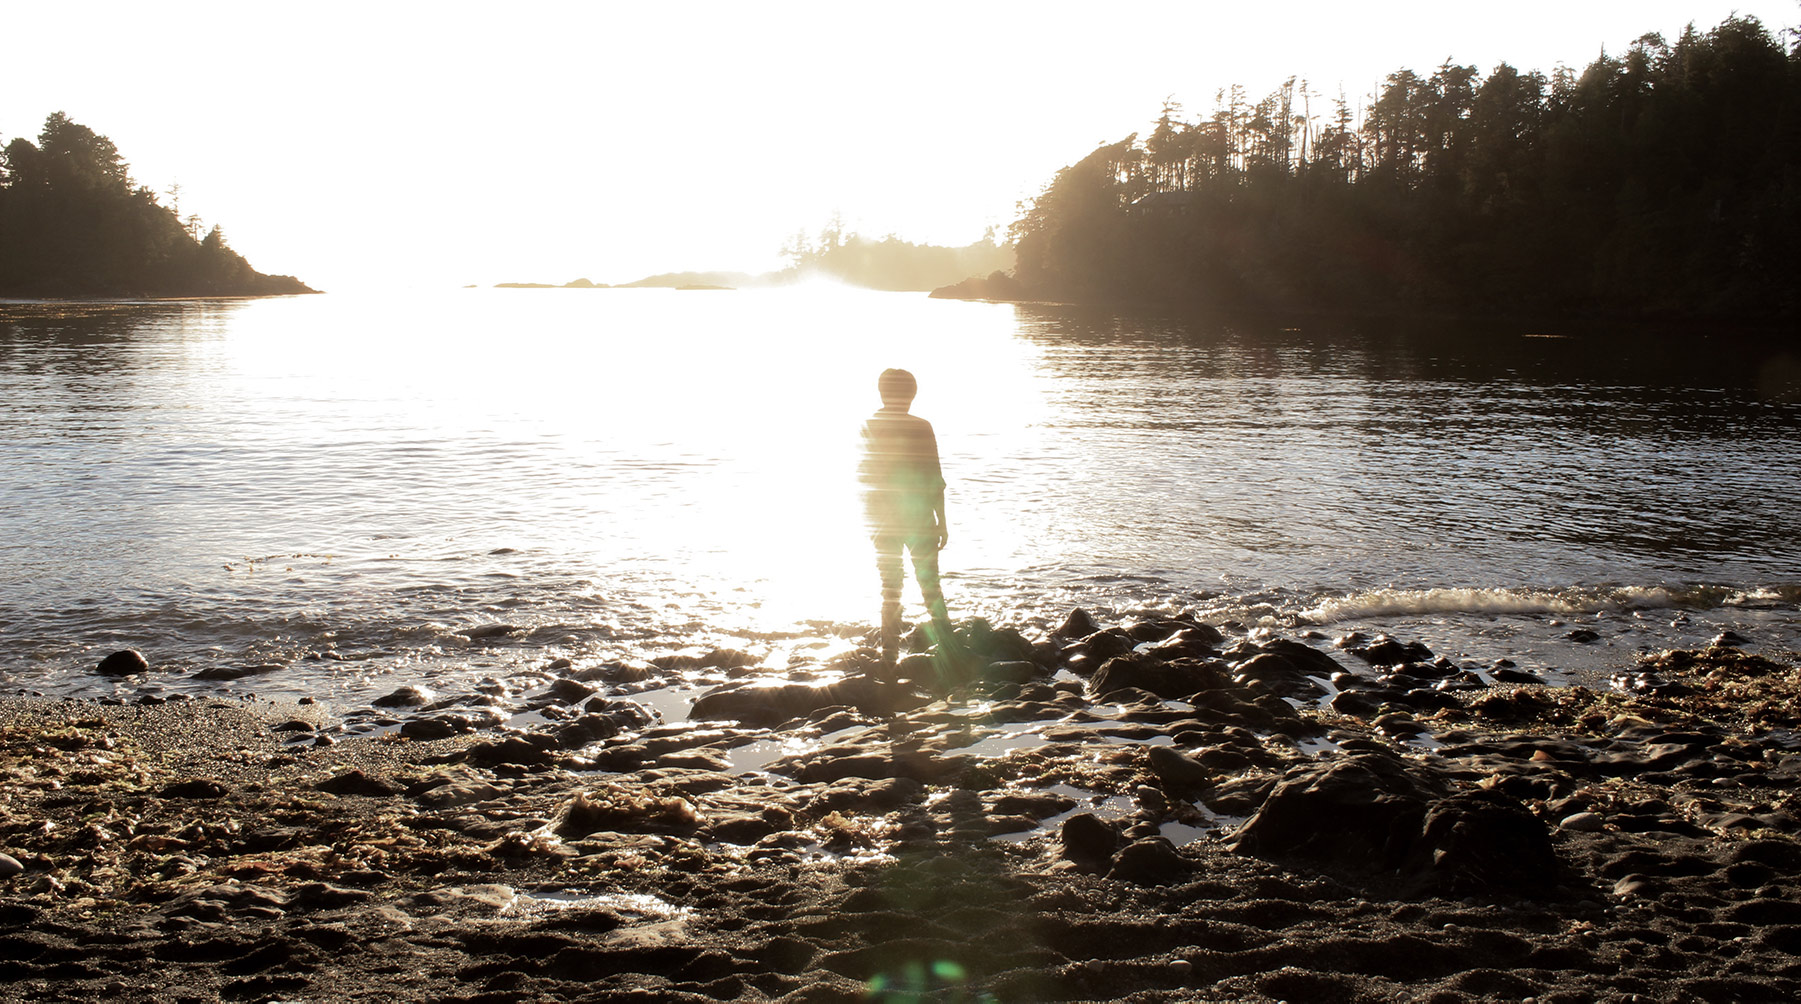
[878,368,917,407]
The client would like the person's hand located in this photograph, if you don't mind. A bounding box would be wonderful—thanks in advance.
[936,525,950,551]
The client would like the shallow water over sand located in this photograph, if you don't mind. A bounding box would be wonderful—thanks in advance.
[2,289,1797,701]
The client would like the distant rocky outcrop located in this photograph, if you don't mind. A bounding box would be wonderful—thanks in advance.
[929,270,1026,301]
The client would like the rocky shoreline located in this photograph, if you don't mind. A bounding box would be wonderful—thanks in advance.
[4,613,1800,1002]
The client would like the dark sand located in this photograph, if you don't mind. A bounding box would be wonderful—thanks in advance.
[3,616,1800,1002]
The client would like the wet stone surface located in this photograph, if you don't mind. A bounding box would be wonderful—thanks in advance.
[2,614,1801,1001]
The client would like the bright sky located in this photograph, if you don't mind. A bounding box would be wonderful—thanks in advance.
[6,1,1795,291]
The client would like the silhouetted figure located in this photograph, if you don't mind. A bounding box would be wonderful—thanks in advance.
[858,368,957,681]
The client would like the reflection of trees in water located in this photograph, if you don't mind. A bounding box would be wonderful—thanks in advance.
[1002,301,1801,575]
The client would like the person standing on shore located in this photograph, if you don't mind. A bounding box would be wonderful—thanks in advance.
[858,368,958,683]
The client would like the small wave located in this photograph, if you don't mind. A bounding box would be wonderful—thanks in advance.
[1295,584,1777,625]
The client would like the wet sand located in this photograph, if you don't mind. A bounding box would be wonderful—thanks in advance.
[3,615,1800,1002]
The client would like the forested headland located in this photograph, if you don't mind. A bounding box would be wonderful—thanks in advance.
[0,114,315,298]
[942,16,1798,323]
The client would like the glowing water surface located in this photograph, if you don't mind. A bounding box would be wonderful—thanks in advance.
[2,288,1797,701]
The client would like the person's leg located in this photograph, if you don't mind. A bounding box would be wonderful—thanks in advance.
[907,536,961,686]
[874,534,904,676]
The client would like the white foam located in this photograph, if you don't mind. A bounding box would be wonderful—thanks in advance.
[1297,585,1700,624]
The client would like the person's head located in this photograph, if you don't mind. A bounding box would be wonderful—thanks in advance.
[878,368,917,409]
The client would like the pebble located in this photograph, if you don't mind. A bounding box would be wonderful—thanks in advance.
[1560,811,1606,832]
[0,853,22,877]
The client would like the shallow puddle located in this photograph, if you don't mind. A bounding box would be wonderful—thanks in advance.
[989,784,1133,844]
[726,735,821,772]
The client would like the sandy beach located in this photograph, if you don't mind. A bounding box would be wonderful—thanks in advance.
[3,613,1799,1002]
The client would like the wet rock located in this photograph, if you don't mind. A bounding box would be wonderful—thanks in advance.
[550,716,607,749]
[1613,873,1661,898]
[1231,753,1447,867]
[538,678,597,704]
[1146,745,1213,788]
[1393,688,1461,712]
[1076,629,1138,664]
[1559,811,1606,832]
[372,685,433,708]
[691,678,898,727]
[955,619,1036,664]
[400,716,469,740]
[659,748,732,771]
[1567,628,1601,643]
[1058,813,1119,871]
[463,623,520,640]
[1330,690,1383,717]
[652,648,759,670]
[705,807,791,844]
[1090,655,1231,700]
[575,661,655,684]
[0,853,22,878]
[783,747,959,785]
[1232,653,1318,696]
[1142,626,1225,659]
[315,770,404,797]
[1491,667,1543,684]
[1256,638,1346,677]
[1711,630,1748,648]
[1371,712,1424,737]
[1108,837,1190,885]
[1345,636,1433,666]
[465,735,557,768]
[95,650,149,676]
[160,779,229,799]
[193,663,285,681]
[1054,608,1098,638]
[1408,790,1558,895]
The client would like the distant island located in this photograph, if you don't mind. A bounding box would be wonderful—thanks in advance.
[935,15,1799,323]
[0,114,316,298]
[496,230,1014,294]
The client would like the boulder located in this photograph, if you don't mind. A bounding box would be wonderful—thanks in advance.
[1344,635,1432,666]
[1231,752,1557,895]
[372,685,433,708]
[691,678,917,726]
[1108,837,1191,885]
[1146,745,1213,788]
[95,650,149,676]
[538,678,597,704]
[1058,812,1119,871]
[1090,656,1232,700]
[1054,608,1099,638]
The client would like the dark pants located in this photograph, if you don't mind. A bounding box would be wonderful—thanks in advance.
[873,531,954,677]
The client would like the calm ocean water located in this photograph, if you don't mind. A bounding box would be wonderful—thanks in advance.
[3,288,1798,703]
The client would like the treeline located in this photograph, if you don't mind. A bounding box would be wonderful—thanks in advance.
[0,113,315,297]
[783,222,1012,291]
[994,16,1798,321]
